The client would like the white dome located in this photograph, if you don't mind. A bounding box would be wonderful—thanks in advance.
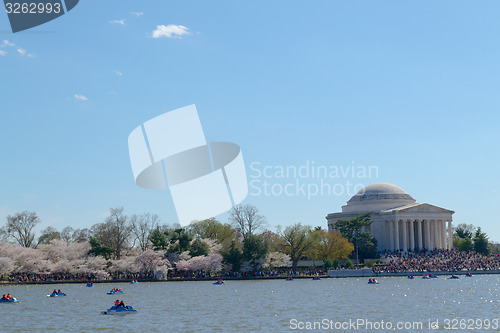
[348,183,414,202]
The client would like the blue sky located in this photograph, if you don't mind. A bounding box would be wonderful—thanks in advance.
[1,1,499,241]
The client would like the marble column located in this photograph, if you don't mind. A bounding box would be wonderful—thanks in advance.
[388,221,394,251]
[402,219,407,251]
[425,220,431,250]
[417,220,423,250]
[433,220,439,250]
[394,219,400,251]
[409,220,415,251]
[447,220,452,250]
[441,220,446,250]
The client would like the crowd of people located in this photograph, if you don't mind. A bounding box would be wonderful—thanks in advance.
[373,249,500,273]
[168,268,327,280]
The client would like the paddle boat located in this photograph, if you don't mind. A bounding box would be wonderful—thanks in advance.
[86,282,94,287]
[312,276,321,280]
[407,275,414,279]
[48,290,67,297]
[429,274,438,278]
[285,277,293,281]
[368,278,378,284]
[0,295,19,303]
[130,280,138,284]
[466,272,472,277]
[107,288,124,295]
[422,274,430,279]
[101,305,137,315]
[213,280,224,285]
[449,275,460,279]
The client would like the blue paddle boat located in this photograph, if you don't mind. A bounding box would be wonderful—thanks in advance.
[0,297,20,303]
[407,275,414,279]
[285,277,293,281]
[107,288,124,295]
[449,275,460,279]
[312,276,321,280]
[213,280,224,285]
[368,279,378,284]
[101,306,137,315]
[48,291,66,297]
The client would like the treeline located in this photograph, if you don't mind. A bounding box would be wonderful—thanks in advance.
[452,223,490,254]
[0,205,360,278]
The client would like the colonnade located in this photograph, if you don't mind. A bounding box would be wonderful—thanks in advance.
[385,218,452,251]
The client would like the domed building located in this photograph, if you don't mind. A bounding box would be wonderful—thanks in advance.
[326,183,454,252]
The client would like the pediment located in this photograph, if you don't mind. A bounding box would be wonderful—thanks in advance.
[389,203,454,214]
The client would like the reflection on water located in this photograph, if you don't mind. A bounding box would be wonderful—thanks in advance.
[1,275,499,332]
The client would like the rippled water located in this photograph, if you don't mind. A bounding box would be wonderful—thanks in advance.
[1,275,500,332]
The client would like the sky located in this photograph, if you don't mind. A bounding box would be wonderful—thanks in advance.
[0,1,499,241]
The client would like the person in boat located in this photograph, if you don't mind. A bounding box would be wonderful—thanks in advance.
[118,300,125,308]
[114,300,120,308]
[57,289,62,294]
[2,294,6,300]
[53,289,57,294]
[6,294,11,299]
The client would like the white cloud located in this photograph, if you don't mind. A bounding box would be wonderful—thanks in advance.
[152,25,190,39]
[109,19,125,25]
[113,70,123,76]
[131,12,143,17]
[17,48,26,55]
[0,50,6,56]
[74,94,88,101]
[1,40,14,47]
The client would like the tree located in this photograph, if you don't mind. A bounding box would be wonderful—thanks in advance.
[456,237,473,252]
[130,213,159,251]
[88,236,114,259]
[166,228,192,254]
[334,212,373,261]
[316,230,353,261]
[37,226,61,246]
[222,240,243,272]
[5,211,40,247]
[344,258,354,269]
[91,207,131,259]
[454,223,475,239]
[473,227,489,255]
[323,257,333,270]
[61,227,74,245]
[188,218,235,247]
[242,234,269,271]
[334,212,373,242]
[190,239,210,257]
[357,232,378,259]
[149,227,168,250]
[72,228,91,243]
[229,204,266,240]
[279,223,313,270]
[260,230,282,253]
[263,252,292,269]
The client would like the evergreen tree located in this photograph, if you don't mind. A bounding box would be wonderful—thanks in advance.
[473,227,489,255]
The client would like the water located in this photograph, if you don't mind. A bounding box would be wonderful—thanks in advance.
[1,275,500,332]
